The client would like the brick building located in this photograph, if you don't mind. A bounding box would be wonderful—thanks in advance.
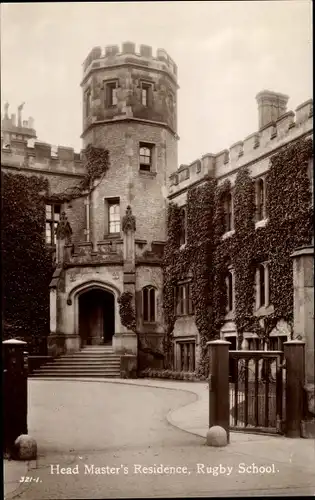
[1,43,313,376]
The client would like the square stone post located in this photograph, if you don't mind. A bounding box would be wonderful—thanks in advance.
[3,339,28,453]
[90,180,99,253]
[290,245,314,384]
[283,340,305,437]
[207,340,231,443]
[114,205,138,363]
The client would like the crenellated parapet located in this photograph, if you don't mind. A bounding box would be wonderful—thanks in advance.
[82,42,177,85]
[1,138,85,177]
[169,96,313,194]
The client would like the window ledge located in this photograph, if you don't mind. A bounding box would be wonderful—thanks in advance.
[254,304,274,317]
[102,233,121,240]
[222,230,235,240]
[139,170,157,178]
[179,243,187,250]
[255,218,268,229]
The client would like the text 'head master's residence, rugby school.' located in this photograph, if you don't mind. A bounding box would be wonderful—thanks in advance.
[1,42,313,378]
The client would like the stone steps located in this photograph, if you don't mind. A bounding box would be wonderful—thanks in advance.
[29,345,122,379]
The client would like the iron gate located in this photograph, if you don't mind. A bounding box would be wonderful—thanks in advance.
[229,350,285,434]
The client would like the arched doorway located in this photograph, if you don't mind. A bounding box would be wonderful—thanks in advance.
[78,288,115,346]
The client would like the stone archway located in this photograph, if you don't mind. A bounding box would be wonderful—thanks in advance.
[67,281,121,349]
[78,288,115,346]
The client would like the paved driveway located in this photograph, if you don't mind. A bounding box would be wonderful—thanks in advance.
[8,379,315,499]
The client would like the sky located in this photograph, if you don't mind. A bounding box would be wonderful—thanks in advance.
[1,1,312,165]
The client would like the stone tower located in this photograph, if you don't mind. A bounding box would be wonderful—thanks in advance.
[81,42,178,244]
[70,42,179,368]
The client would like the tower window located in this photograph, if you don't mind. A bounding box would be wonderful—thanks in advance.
[142,286,156,323]
[139,143,154,171]
[106,81,118,107]
[141,82,152,107]
[108,199,120,234]
[85,88,91,117]
[46,203,61,245]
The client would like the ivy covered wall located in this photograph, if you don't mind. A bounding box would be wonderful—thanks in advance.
[2,172,53,354]
[1,145,110,354]
[163,137,313,376]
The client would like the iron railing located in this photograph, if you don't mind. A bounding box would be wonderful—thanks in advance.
[229,350,285,434]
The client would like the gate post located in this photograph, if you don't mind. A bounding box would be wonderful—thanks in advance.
[283,340,305,437]
[207,340,231,443]
[3,339,28,454]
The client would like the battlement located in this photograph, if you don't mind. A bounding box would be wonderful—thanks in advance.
[82,42,177,83]
[1,138,85,177]
[169,96,313,193]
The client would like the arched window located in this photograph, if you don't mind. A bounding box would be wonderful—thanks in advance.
[142,286,156,322]
[255,178,265,221]
[223,192,233,232]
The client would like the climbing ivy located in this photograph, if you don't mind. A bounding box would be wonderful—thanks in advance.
[2,172,53,354]
[163,137,313,375]
[118,291,136,332]
[2,144,110,353]
[51,144,110,202]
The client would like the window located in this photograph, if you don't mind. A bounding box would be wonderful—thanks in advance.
[85,88,91,117]
[256,262,269,309]
[175,282,194,316]
[247,338,262,350]
[142,286,156,322]
[108,199,120,234]
[106,81,118,107]
[178,341,195,372]
[139,143,153,172]
[141,82,152,107]
[179,207,187,246]
[223,192,233,232]
[225,269,234,313]
[269,336,287,351]
[255,178,266,222]
[46,203,61,245]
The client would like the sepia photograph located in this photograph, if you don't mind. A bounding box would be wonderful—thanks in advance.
[1,1,314,498]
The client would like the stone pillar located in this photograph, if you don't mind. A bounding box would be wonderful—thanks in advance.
[291,245,314,384]
[283,340,305,437]
[113,205,138,360]
[3,339,28,453]
[56,212,72,265]
[207,340,231,442]
[50,288,57,334]
[90,181,98,253]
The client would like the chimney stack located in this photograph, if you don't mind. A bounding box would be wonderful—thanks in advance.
[256,90,289,129]
[28,116,34,129]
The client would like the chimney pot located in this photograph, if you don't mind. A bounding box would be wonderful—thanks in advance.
[256,90,289,130]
